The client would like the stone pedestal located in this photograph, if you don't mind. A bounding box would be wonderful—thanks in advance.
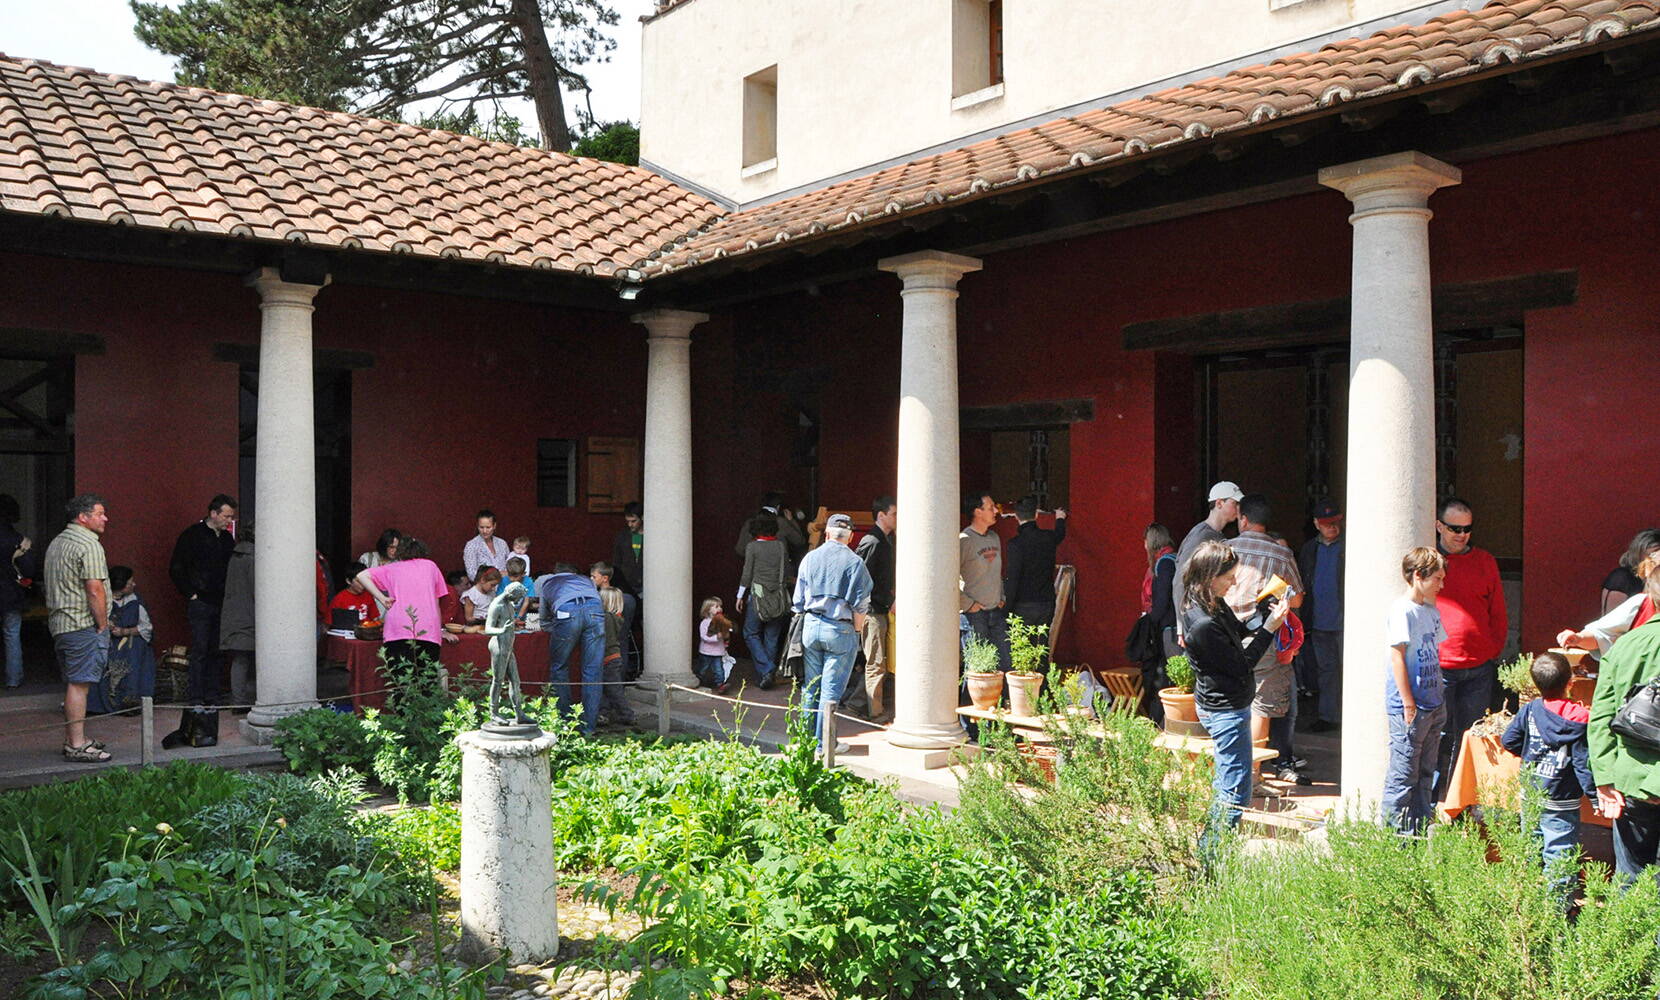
[1319,151,1460,806]
[877,250,982,755]
[457,730,559,964]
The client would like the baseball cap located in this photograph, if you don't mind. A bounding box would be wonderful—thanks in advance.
[825,513,854,531]
[1312,498,1342,521]
[1207,481,1245,503]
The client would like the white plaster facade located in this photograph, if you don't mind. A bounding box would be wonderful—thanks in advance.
[640,0,1468,204]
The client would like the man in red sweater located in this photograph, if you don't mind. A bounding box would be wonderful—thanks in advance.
[1433,497,1509,800]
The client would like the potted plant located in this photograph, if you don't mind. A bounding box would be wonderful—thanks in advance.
[1058,668,1094,718]
[1159,654,1199,735]
[1005,615,1049,717]
[962,634,1003,710]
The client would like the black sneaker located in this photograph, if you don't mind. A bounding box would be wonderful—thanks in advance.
[1276,765,1315,786]
[757,674,777,691]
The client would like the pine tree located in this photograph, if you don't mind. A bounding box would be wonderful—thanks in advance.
[130,0,618,151]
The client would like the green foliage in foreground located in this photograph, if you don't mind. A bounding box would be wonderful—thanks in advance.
[1,764,481,998]
[1187,812,1660,1000]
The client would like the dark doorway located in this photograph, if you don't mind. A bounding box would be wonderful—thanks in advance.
[0,355,74,542]
[962,426,1071,510]
[236,366,354,581]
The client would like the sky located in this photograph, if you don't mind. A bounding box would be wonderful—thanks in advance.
[0,0,659,132]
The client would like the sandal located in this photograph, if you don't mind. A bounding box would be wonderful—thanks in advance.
[63,742,112,763]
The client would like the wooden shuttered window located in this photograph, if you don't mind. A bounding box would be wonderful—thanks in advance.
[584,436,640,513]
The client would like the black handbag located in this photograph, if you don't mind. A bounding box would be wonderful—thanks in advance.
[161,707,221,749]
[1610,678,1660,754]
[1123,613,1161,666]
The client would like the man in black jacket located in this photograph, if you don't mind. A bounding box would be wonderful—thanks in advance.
[1003,494,1068,653]
[169,494,237,705]
[1297,498,1345,732]
[609,502,643,676]
[851,495,897,720]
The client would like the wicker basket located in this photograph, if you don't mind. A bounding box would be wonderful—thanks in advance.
[157,644,191,704]
[354,624,383,642]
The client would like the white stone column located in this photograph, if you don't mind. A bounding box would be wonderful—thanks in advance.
[632,309,709,692]
[456,731,559,964]
[878,250,982,755]
[244,268,326,737]
[1319,152,1460,805]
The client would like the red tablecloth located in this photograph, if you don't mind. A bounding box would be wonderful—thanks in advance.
[325,632,560,711]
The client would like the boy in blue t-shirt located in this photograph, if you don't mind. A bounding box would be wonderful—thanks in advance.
[1383,546,1449,832]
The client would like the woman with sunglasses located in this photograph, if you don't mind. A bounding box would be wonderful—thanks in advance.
[1431,496,1508,802]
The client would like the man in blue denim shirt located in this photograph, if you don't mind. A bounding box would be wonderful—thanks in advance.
[540,561,607,736]
[792,514,872,753]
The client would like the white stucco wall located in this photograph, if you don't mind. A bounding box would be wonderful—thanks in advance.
[639,0,1460,204]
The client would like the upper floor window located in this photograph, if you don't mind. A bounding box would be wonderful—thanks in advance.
[952,0,1004,101]
[742,65,778,173]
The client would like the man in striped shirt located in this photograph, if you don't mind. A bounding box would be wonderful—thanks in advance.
[44,493,112,762]
[1225,493,1306,784]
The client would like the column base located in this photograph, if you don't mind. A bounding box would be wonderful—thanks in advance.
[887,721,967,752]
[241,701,319,742]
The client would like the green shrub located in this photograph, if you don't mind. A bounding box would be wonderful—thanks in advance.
[0,762,247,906]
[1185,813,1660,999]
[1163,654,1193,693]
[369,803,463,872]
[272,706,373,776]
[954,709,1211,894]
[29,825,494,999]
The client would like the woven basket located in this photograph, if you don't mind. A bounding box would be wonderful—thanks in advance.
[354,624,383,642]
[157,644,191,703]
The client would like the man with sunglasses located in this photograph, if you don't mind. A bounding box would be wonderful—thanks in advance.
[1432,496,1508,800]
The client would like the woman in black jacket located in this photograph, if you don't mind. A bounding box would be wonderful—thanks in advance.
[1181,539,1289,834]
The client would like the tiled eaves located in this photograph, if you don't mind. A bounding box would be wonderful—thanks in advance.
[640,0,1660,276]
[0,55,725,278]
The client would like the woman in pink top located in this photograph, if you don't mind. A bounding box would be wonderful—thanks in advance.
[356,537,450,687]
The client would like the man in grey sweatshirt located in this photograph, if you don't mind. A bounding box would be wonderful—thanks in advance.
[960,491,1009,672]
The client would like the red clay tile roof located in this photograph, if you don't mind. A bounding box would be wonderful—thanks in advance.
[0,0,1655,283]
[0,54,722,277]
[641,0,1660,274]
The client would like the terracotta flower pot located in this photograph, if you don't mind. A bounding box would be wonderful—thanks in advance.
[1159,687,1198,730]
[964,670,1004,710]
[1019,743,1060,783]
[1007,671,1044,717]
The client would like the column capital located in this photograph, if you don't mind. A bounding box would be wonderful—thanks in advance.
[631,308,709,341]
[878,250,982,290]
[245,266,328,307]
[1319,152,1461,217]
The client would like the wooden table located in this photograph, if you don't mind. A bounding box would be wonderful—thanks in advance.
[953,705,1275,763]
[325,632,559,711]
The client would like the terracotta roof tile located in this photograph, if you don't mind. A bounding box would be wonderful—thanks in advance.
[644,0,1659,273]
[0,54,722,276]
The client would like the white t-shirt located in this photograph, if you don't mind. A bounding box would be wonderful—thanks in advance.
[1385,594,1447,714]
[460,585,496,621]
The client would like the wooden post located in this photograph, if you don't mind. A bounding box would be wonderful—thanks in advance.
[657,676,671,739]
[140,696,154,766]
[822,707,836,768]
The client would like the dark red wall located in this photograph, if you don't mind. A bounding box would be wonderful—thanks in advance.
[3,125,1654,665]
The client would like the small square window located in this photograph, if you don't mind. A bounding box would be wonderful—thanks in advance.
[742,65,778,169]
[952,0,1003,98]
[536,438,577,508]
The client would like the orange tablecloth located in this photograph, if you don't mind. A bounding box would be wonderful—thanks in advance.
[325,632,557,711]
[1437,728,1609,828]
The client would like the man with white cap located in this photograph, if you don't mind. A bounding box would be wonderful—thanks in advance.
[1173,482,1244,634]
[792,513,872,754]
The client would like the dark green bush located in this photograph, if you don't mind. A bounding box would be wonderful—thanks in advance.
[29,826,493,999]
[271,706,373,775]
[0,762,248,906]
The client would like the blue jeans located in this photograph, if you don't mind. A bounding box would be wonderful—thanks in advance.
[743,601,785,682]
[1436,660,1496,800]
[1384,703,1447,832]
[802,615,858,748]
[1538,806,1581,897]
[962,608,1010,672]
[547,598,606,736]
[2,608,20,687]
[1309,629,1342,724]
[1197,705,1253,830]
